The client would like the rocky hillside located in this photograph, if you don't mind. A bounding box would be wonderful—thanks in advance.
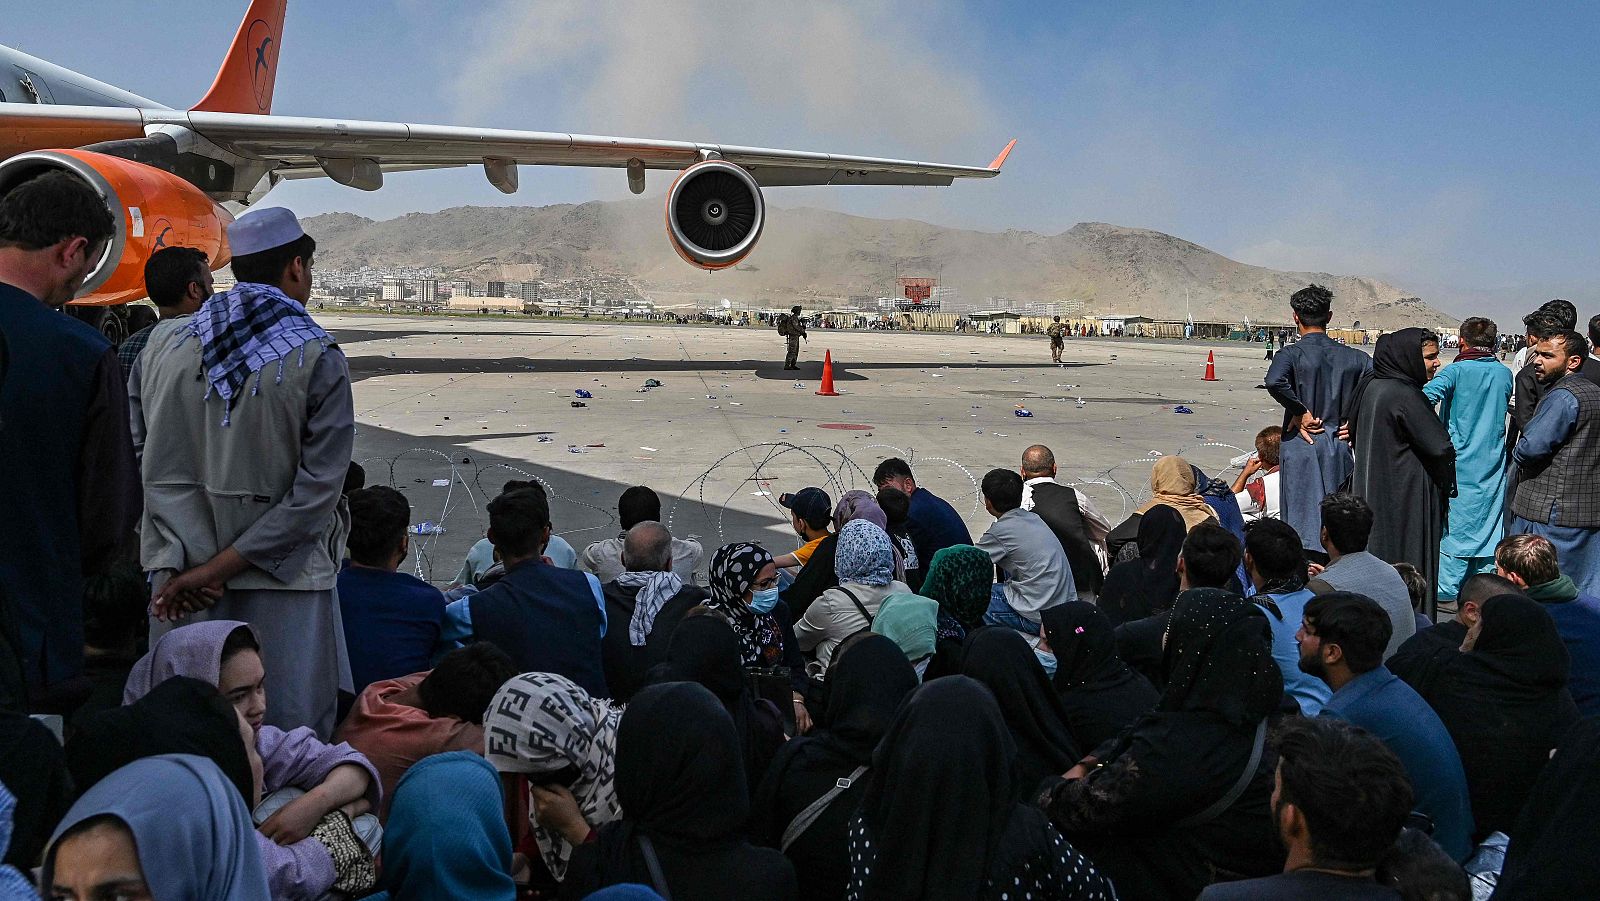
[302,201,1455,328]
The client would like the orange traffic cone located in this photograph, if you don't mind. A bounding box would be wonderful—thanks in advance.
[816,350,841,396]
[1202,350,1218,381]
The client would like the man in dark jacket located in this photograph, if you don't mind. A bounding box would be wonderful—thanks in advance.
[1019,444,1108,602]
[601,521,708,702]
[440,488,608,697]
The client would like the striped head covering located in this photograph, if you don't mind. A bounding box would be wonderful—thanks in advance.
[189,282,331,424]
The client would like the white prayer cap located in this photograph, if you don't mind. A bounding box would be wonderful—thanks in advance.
[226,207,305,256]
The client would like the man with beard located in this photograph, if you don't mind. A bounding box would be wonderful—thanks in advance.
[0,171,139,711]
[1265,285,1372,560]
[1510,330,1600,597]
[1295,592,1474,863]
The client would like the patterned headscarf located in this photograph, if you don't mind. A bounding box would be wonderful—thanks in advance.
[706,542,783,666]
[483,673,622,879]
[1160,588,1282,726]
[921,544,994,628]
[613,570,684,646]
[188,282,332,425]
[833,490,889,532]
[835,520,895,587]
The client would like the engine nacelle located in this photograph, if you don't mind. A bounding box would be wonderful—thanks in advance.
[665,159,764,270]
[0,149,233,306]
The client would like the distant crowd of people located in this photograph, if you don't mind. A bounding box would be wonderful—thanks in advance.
[2,172,1599,900]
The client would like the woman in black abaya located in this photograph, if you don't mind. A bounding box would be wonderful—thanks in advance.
[562,681,798,900]
[960,627,1081,791]
[1347,327,1457,612]
[1041,602,1160,753]
[1097,505,1186,627]
[753,634,919,901]
[1391,593,1579,841]
[1041,590,1284,900]
[845,676,1115,901]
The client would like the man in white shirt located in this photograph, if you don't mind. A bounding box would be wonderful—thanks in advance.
[1231,427,1283,522]
[579,485,702,585]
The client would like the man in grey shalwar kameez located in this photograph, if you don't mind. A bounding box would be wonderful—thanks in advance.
[1265,285,1373,558]
[129,208,353,738]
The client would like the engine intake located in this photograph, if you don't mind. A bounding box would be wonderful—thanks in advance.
[665,160,764,270]
[0,149,232,306]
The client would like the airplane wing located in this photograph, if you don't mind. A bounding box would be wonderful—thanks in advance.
[0,104,1012,191]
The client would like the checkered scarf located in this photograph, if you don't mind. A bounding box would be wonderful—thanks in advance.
[188,281,331,424]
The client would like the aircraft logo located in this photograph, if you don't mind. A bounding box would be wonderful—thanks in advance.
[151,219,175,250]
[245,18,274,111]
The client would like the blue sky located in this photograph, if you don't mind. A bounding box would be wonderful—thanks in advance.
[9,1,1598,321]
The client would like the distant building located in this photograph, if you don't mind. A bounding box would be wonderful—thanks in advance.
[487,280,506,298]
[520,281,541,302]
[419,279,438,307]
[448,279,472,298]
[381,277,405,302]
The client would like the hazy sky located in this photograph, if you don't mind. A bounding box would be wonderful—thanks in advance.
[9,1,1599,321]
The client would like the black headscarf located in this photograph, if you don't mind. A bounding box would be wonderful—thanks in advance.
[1348,327,1434,444]
[1099,505,1186,625]
[614,681,750,844]
[1392,594,1579,839]
[65,676,255,808]
[1040,602,1161,751]
[657,615,784,796]
[1494,716,1600,899]
[960,628,1081,788]
[1158,588,1282,727]
[0,712,72,870]
[859,676,1019,901]
[815,633,920,764]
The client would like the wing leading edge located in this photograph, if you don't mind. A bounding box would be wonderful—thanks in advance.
[0,104,1012,190]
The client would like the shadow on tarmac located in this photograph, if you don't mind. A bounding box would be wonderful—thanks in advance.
[344,355,1104,384]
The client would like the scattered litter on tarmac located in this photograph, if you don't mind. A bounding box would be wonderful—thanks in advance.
[640,446,658,452]
[1014,408,1033,417]
[1174,405,1195,414]
[411,521,446,535]
[575,389,593,398]
[431,479,450,487]
[571,401,587,408]
[644,379,663,388]
[537,436,553,443]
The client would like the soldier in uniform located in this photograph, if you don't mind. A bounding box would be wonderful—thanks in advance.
[1046,315,1068,363]
[779,304,807,370]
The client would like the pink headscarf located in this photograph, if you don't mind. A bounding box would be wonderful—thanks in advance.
[123,620,258,703]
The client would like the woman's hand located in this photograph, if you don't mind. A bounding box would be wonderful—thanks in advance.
[530,785,591,846]
[260,794,325,845]
[792,694,813,735]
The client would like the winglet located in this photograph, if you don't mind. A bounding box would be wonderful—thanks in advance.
[192,0,287,115]
[987,138,1017,171]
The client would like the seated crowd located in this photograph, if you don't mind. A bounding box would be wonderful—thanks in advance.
[4,195,1600,900]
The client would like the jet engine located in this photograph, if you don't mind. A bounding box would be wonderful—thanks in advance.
[665,159,764,270]
[0,149,232,308]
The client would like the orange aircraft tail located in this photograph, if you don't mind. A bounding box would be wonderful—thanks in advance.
[191,0,287,115]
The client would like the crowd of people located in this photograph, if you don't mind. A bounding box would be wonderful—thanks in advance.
[1,172,1599,900]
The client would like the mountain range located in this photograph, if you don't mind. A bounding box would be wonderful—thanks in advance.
[303,200,1457,329]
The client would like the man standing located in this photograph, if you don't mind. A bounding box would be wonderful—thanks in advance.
[133,207,353,738]
[0,171,138,710]
[1265,285,1372,558]
[1347,328,1456,614]
[1422,317,1513,599]
[1294,594,1475,864]
[1306,493,1416,658]
[873,457,973,568]
[1019,444,1109,602]
[1511,330,1600,598]
[1495,533,1600,715]
[777,304,807,370]
[1046,315,1067,364]
[118,246,213,383]
[975,469,1075,636]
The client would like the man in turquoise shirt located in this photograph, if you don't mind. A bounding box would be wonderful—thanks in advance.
[1423,317,1514,599]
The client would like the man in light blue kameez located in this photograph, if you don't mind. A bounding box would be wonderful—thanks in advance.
[1423,317,1514,599]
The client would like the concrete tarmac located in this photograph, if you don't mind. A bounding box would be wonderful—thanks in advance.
[334,314,1310,584]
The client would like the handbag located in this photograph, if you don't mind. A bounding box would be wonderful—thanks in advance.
[780,765,868,852]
